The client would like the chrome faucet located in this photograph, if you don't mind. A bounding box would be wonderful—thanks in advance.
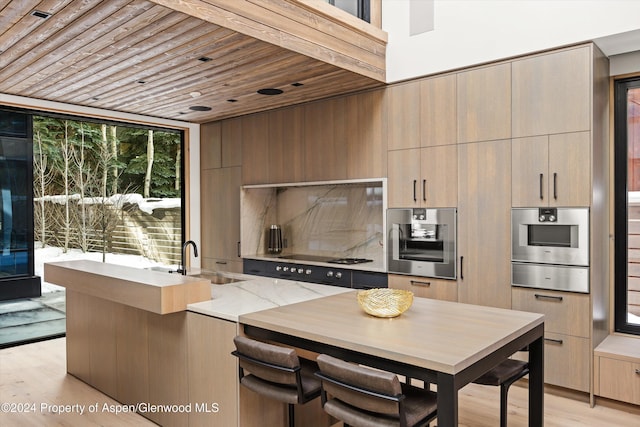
[178,240,198,275]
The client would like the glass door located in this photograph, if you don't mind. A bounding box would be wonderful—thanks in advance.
[0,111,40,300]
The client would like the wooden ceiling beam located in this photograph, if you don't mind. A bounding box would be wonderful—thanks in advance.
[148,0,386,82]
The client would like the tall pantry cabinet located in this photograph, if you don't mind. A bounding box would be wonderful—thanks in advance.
[200,120,243,273]
[508,44,610,396]
[456,63,512,309]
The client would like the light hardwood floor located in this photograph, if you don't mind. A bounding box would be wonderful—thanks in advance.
[1,338,639,426]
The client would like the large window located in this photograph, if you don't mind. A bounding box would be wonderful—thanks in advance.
[0,108,185,297]
[31,113,185,270]
[614,76,640,335]
[325,0,370,22]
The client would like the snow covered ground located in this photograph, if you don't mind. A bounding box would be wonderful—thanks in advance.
[35,244,174,293]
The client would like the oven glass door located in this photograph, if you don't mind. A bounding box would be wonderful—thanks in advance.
[511,208,589,266]
[387,208,456,279]
[527,224,577,248]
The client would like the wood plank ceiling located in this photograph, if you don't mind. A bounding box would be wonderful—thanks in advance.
[0,0,386,124]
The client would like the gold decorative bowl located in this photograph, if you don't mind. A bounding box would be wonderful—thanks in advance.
[357,288,414,318]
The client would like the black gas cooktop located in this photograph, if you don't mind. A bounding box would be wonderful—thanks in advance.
[327,258,374,265]
[275,254,373,265]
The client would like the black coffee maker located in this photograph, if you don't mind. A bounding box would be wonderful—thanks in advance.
[267,224,283,254]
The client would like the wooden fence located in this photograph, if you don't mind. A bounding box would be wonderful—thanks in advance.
[35,201,181,266]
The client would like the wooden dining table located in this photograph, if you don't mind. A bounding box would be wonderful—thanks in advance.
[239,291,545,427]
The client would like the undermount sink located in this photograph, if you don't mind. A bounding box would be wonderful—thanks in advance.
[145,266,243,285]
[190,272,242,285]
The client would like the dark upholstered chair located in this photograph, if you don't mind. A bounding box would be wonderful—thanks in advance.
[315,354,438,427]
[473,358,529,427]
[231,336,321,427]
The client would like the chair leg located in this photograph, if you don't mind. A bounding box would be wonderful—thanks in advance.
[500,382,509,427]
[288,403,295,427]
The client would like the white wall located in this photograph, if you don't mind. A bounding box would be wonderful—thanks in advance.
[0,93,202,268]
[383,0,640,82]
[610,50,640,76]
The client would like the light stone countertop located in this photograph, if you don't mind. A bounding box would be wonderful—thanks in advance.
[187,276,353,322]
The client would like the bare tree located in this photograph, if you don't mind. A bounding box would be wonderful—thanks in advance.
[61,121,72,252]
[72,123,90,252]
[110,125,118,194]
[174,147,180,192]
[144,129,154,198]
[32,127,55,247]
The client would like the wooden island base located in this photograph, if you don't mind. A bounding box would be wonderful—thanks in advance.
[45,260,331,427]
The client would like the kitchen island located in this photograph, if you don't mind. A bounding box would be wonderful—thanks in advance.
[44,260,351,427]
[46,260,544,427]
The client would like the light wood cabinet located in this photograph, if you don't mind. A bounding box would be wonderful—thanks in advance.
[187,313,239,426]
[594,335,640,406]
[457,139,511,309]
[511,287,590,337]
[512,46,591,138]
[268,107,304,184]
[512,132,591,207]
[456,63,511,144]
[596,358,640,405]
[541,332,590,392]
[221,117,243,167]
[346,89,386,179]
[512,287,591,392]
[201,167,241,269]
[389,273,457,302]
[387,145,457,208]
[386,81,421,151]
[304,97,348,181]
[241,113,270,184]
[420,74,457,147]
[201,122,222,170]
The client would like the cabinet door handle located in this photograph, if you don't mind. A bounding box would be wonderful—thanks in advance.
[410,280,431,287]
[413,179,417,202]
[534,293,563,302]
[460,256,464,280]
[422,179,426,202]
[544,338,564,345]
[237,241,241,258]
[539,173,544,200]
[215,261,228,265]
[635,369,640,375]
[553,172,558,200]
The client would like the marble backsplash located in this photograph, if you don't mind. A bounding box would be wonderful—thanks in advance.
[241,181,385,265]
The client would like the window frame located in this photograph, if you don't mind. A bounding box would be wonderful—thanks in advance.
[3,106,187,260]
[614,76,640,335]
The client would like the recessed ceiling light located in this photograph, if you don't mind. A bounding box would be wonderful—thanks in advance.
[189,106,211,111]
[137,80,146,84]
[227,99,238,103]
[31,10,51,19]
[198,57,212,62]
[291,82,304,87]
[257,88,283,96]
[189,91,202,98]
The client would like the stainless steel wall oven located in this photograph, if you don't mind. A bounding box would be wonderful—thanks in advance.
[387,208,457,279]
[511,207,589,293]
